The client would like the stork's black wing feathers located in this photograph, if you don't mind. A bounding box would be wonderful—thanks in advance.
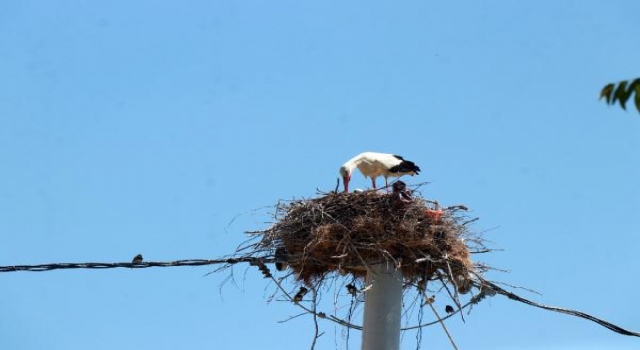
[389,155,421,174]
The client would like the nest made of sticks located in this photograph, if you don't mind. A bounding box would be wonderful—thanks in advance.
[259,184,481,291]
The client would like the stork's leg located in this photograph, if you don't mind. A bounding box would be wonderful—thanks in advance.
[385,177,389,193]
[371,178,377,190]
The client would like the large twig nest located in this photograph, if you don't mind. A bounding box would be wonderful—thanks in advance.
[260,185,481,290]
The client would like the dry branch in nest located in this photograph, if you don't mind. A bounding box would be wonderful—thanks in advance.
[255,184,487,292]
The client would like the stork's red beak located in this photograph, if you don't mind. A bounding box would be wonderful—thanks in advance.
[342,175,350,193]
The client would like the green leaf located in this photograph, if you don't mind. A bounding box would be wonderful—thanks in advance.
[635,84,640,113]
[612,81,629,110]
[600,83,615,104]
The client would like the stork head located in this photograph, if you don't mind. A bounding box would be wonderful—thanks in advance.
[339,165,352,193]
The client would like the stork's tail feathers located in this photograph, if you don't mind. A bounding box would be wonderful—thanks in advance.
[389,159,421,175]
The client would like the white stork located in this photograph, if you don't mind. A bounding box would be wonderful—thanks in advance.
[339,152,421,193]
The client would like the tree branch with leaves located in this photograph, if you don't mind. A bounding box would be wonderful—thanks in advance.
[600,78,640,113]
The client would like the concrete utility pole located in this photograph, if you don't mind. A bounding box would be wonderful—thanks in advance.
[361,262,403,350]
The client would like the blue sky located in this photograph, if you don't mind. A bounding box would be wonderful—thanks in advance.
[1,1,639,349]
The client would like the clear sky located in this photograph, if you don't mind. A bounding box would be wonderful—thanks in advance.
[1,1,639,349]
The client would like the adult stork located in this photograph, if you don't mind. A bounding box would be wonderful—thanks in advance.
[339,152,421,193]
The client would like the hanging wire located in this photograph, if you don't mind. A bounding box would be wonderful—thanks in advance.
[0,257,271,272]
[2,258,640,338]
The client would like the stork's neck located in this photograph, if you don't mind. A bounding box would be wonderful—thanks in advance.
[340,158,359,176]
[344,152,369,168]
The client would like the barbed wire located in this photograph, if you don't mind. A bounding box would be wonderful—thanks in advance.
[482,280,640,337]
[1,257,639,339]
[0,257,272,273]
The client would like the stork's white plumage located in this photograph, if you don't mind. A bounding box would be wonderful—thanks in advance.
[339,152,421,193]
